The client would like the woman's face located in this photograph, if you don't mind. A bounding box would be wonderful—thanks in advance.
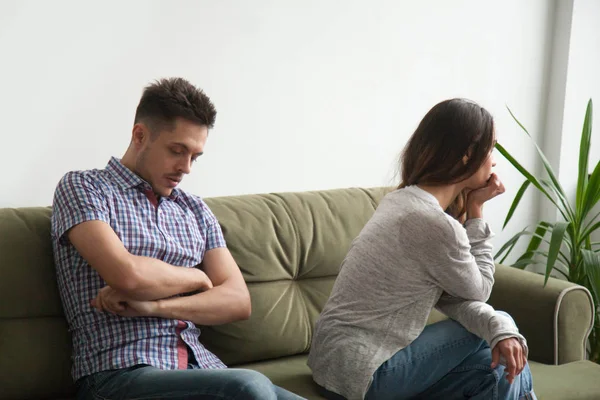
[463,143,497,190]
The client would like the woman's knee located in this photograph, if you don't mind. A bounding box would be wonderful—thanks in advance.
[439,318,487,345]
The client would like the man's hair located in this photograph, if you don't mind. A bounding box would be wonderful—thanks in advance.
[134,77,217,135]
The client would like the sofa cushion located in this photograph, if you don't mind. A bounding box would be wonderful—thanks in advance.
[0,207,77,400]
[242,355,600,400]
[201,188,390,365]
[240,354,325,399]
[528,361,600,399]
[0,207,62,319]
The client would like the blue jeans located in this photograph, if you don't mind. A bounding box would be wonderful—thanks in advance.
[76,364,305,400]
[365,312,536,400]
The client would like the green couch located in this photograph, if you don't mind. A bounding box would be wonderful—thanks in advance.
[1,187,600,399]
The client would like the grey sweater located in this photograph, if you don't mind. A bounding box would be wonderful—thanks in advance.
[307,186,527,399]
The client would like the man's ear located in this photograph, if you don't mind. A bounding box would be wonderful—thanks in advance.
[131,123,149,148]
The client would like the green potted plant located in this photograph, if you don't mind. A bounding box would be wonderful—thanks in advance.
[494,99,600,362]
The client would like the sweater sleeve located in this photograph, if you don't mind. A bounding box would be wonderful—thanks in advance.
[435,294,529,360]
[415,213,495,302]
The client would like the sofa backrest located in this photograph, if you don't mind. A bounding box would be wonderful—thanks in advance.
[0,207,74,400]
[0,187,391,399]
[201,187,391,365]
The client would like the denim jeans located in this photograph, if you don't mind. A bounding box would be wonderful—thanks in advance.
[320,312,536,400]
[76,363,305,400]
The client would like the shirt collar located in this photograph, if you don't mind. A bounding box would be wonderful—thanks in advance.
[105,157,181,200]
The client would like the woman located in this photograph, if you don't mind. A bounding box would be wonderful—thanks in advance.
[308,99,536,400]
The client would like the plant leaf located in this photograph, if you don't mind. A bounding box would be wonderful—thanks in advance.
[577,100,593,214]
[581,160,600,220]
[582,221,600,243]
[512,257,538,270]
[581,249,600,309]
[503,180,531,229]
[506,106,575,222]
[545,221,570,286]
[541,179,576,223]
[553,266,570,280]
[495,228,527,263]
[495,143,560,212]
[516,221,551,261]
[581,208,600,243]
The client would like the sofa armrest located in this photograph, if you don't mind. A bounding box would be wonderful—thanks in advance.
[488,264,594,365]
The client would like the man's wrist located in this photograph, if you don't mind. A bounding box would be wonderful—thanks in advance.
[190,268,207,291]
[152,298,165,317]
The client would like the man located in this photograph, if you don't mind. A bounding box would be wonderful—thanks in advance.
[51,77,303,400]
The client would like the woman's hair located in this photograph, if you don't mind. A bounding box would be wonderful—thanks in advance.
[398,98,495,221]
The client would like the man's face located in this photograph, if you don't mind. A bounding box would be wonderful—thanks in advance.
[135,117,208,197]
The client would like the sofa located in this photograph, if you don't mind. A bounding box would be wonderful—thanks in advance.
[1,187,600,399]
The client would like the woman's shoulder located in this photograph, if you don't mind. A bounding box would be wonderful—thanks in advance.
[382,188,449,221]
[380,190,462,237]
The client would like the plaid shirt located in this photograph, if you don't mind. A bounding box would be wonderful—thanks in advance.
[51,157,227,381]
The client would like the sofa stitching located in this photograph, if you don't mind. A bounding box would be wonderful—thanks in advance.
[295,281,313,352]
[272,193,302,281]
[272,193,300,280]
[554,285,595,364]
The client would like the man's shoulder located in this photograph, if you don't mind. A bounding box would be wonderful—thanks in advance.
[57,167,110,192]
[175,190,215,219]
[175,189,203,207]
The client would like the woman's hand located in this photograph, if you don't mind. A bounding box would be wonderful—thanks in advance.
[466,173,505,220]
[492,337,527,384]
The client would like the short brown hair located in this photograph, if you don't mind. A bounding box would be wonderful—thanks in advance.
[399,98,495,220]
[134,77,217,134]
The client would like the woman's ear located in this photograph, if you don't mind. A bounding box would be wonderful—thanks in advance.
[462,155,469,165]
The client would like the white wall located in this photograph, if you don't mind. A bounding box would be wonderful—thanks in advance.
[567,0,600,246]
[558,0,600,200]
[0,0,555,251]
[540,0,600,245]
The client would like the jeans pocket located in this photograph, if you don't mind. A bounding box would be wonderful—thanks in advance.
[90,369,122,394]
[89,365,150,399]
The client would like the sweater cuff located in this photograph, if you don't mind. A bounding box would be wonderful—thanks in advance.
[487,312,530,364]
[464,218,493,241]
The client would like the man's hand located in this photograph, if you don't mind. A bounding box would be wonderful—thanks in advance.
[92,286,159,318]
[466,173,506,220]
[194,268,214,291]
[492,337,527,384]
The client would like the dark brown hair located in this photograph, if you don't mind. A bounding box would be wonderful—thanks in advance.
[399,98,495,220]
[134,77,217,135]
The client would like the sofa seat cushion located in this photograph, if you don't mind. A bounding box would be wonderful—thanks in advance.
[239,354,324,399]
[240,355,600,400]
[529,360,600,399]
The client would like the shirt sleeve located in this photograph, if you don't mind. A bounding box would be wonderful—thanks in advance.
[435,294,529,361]
[406,212,495,302]
[191,196,227,251]
[51,171,110,245]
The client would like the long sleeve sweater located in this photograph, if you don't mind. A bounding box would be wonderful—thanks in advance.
[307,185,527,399]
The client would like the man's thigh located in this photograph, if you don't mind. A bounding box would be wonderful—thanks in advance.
[77,365,285,400]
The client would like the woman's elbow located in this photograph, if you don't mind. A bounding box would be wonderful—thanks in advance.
[469,284,493,302]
